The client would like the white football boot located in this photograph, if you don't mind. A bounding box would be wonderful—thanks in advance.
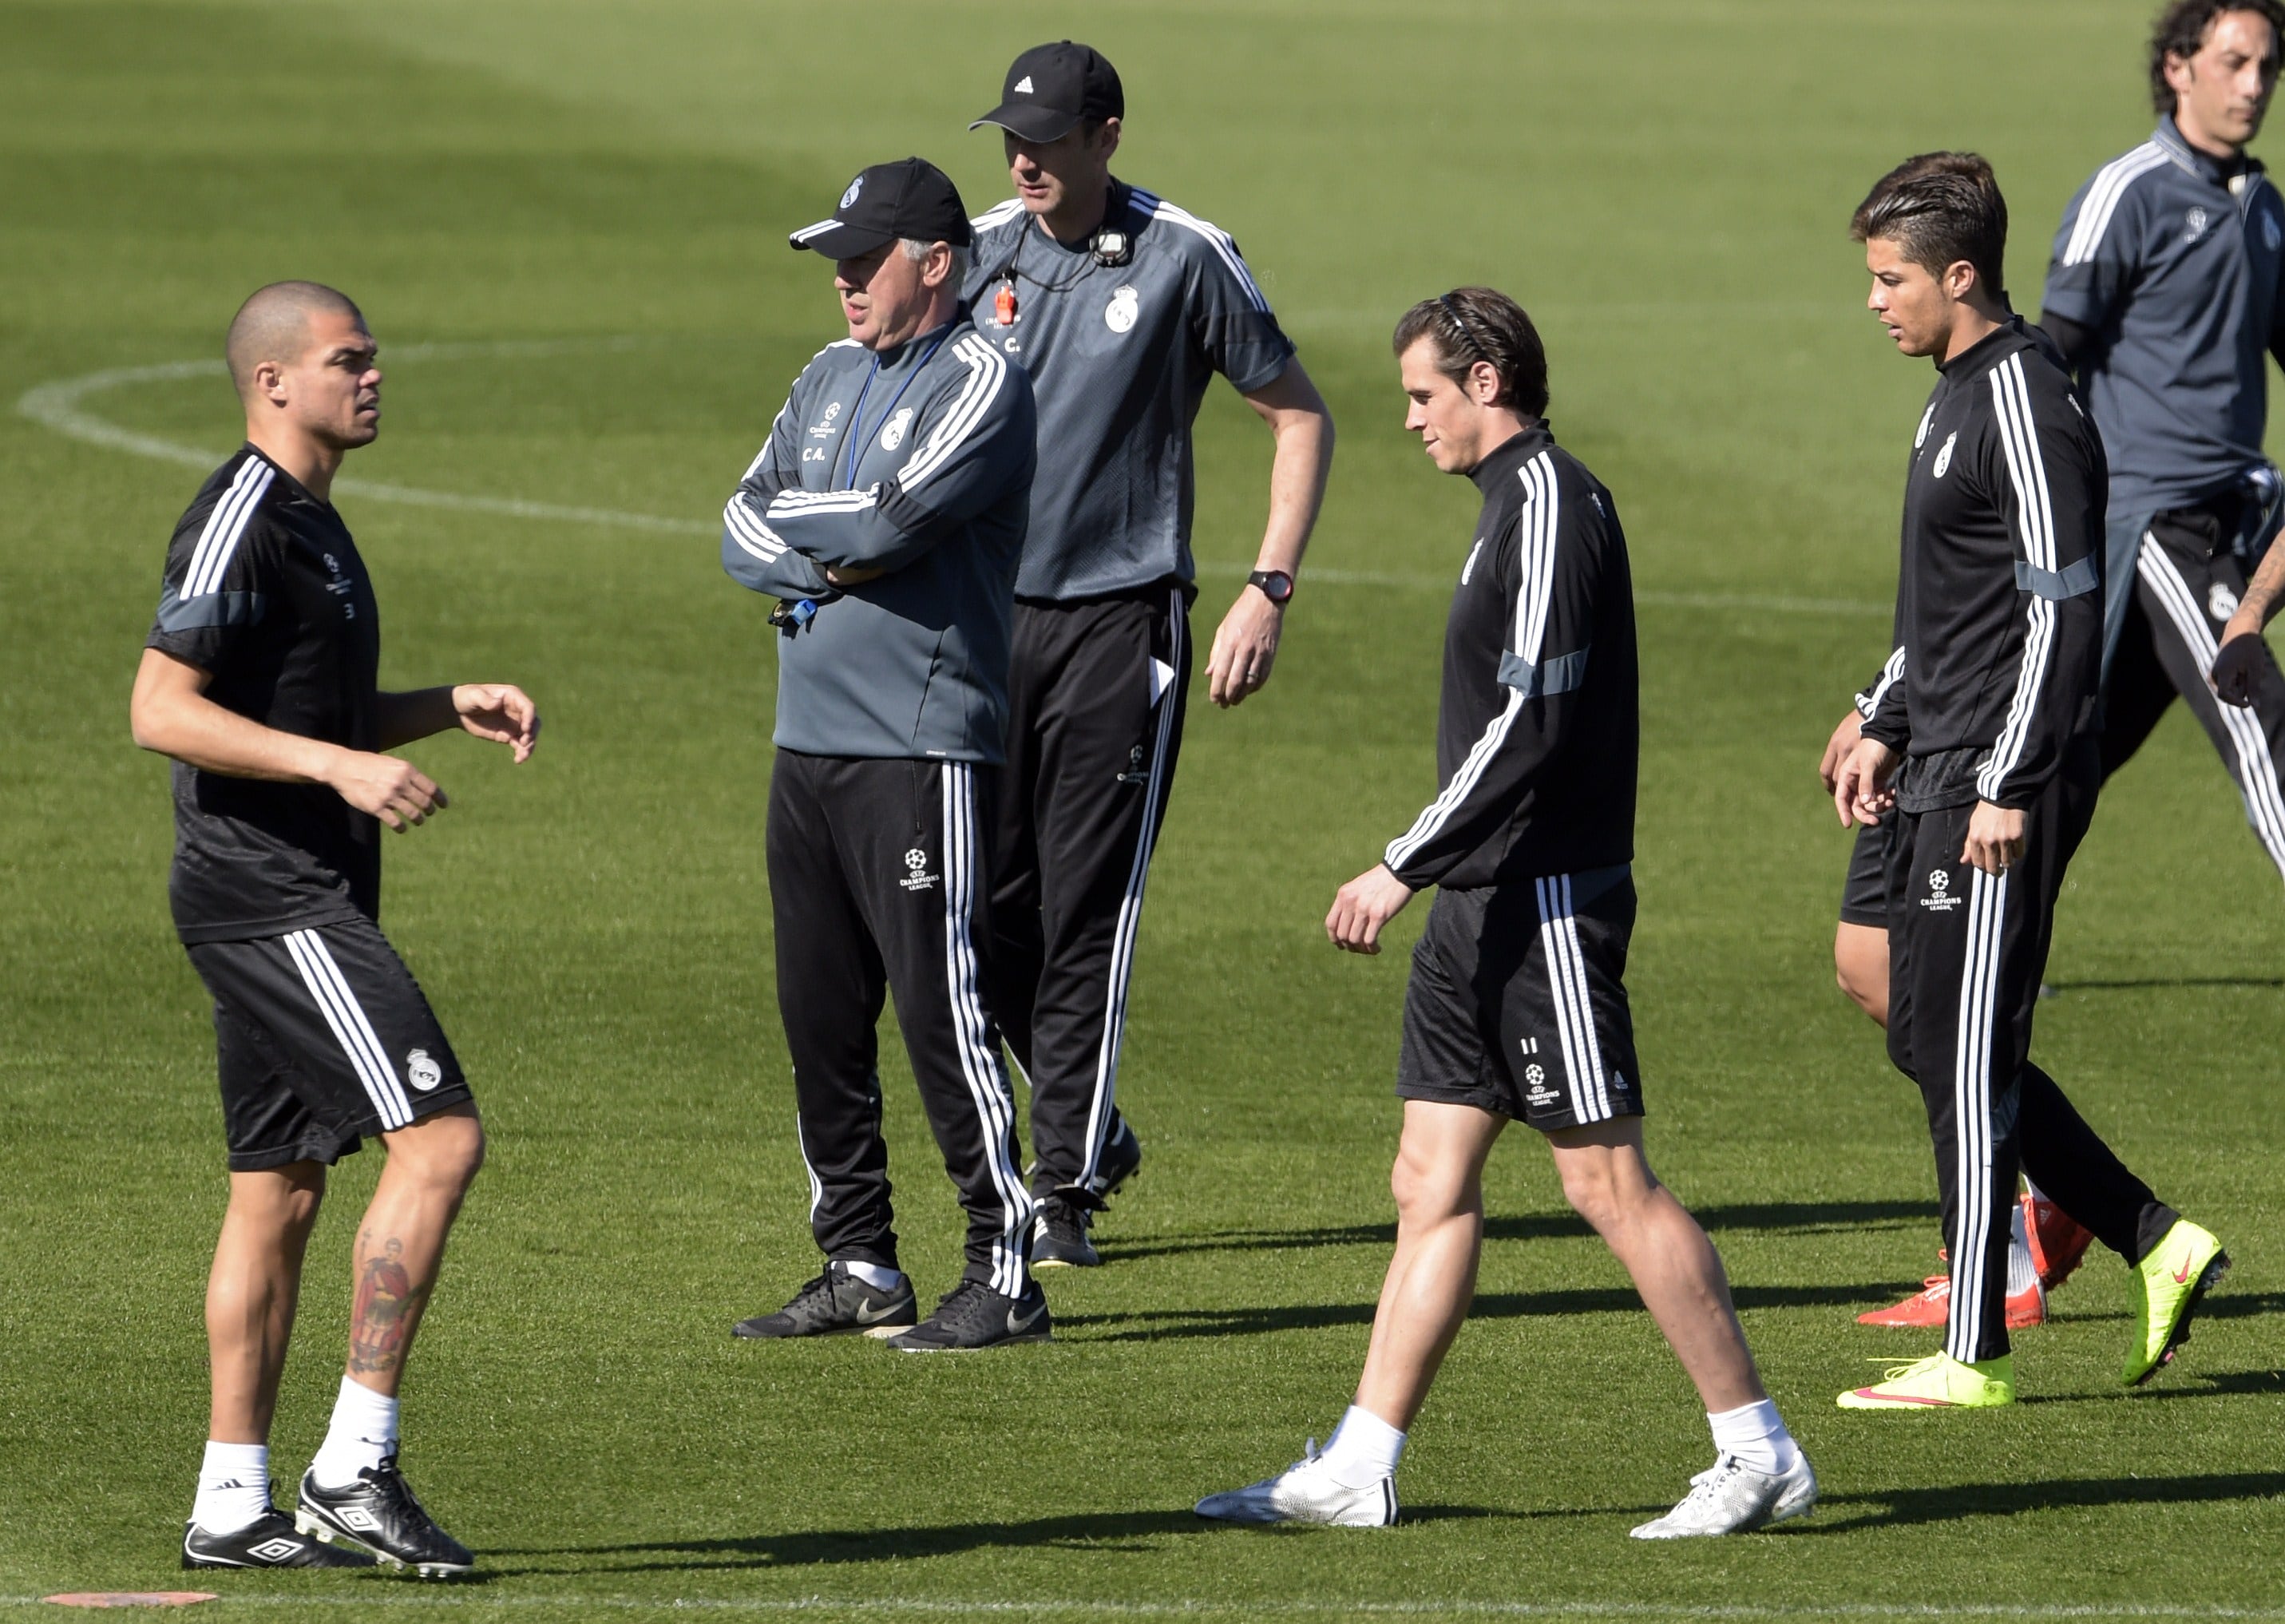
[1194,1442,1397,1527]
[1629,1451,1818,1539]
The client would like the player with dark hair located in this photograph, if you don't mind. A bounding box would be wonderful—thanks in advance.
[964,43,1337,1266]
[1830,156,2227,1410]
[135,280,538,1573]
[1194,288,1816,1538]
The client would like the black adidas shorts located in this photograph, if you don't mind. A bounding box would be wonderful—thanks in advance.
[185,916,472,1172]
[1395,866,1644,1132]
[1839,817,1895,929]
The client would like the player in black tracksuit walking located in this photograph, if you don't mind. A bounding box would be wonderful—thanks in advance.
[1198,289,1813,1539]
[1832,155,2228,1409]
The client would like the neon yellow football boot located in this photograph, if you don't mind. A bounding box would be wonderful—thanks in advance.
[2123,1218,2229,1386]
[1836,1351,2014,1409]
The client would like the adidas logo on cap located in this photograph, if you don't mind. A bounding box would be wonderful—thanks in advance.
[1013,75,1033,93]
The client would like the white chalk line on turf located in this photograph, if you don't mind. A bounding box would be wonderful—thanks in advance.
[4,1599,2281,1620]
[14,345,1884,617]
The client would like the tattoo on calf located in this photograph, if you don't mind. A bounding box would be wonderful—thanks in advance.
[349,1233,426,1376]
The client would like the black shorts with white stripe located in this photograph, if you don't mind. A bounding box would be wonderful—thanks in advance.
[1838,816,1895,929]
[187,917,469,1171]
[1396,866,1644,1132]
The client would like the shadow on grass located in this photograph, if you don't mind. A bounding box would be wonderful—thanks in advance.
[1103,1200,1939,1264]
[1058,1283,1886,1344]
[2038,1290,2285,1326]
[2018,1368,2285,1404]
[487,1505,1503,1571]
[1811,1468,2285,1530]
[2043,976,2283,992]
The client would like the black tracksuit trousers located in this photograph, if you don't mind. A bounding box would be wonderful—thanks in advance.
[1885,747,2175,1364]
[766,749,1033,1297]
[2104,502,2285,882]
[988,584,1190,1198]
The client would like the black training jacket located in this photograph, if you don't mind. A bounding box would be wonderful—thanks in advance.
[1383,424,1638,890]
[1859,320,2107,811]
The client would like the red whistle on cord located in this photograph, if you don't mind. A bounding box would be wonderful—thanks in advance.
[993,283,1017,327]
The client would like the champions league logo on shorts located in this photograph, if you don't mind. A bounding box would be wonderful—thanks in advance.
[1523,1062,1561,1109]
[899,847,938,893]
[1919,869,1962,913]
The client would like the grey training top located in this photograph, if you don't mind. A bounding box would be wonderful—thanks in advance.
[2042,116,2285,517]
[722,321,1037,764]
[960,180,1296,601]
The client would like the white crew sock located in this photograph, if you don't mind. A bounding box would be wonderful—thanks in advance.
[307,1374,400,1489]
[191,1440,271,1535]
[1319,1404,1406,1487]
[2007,1200,2040,1297]
[1706,1399,1800,1477]
[842,1260,904,1291]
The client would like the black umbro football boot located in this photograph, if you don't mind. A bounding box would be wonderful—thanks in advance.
[295,1455,473,1578]
[1032,1189,1102,1269]
[885,1277,1052,1352]
[1088,1115,1143,1199]
[732,1260,917,1339]
[184,1504,377,1570]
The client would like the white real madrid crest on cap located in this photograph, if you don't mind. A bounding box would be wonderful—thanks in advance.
[840,176,863,209]
[1105,284,1139,334]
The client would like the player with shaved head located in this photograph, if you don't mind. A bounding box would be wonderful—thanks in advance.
[133,281,539,1574]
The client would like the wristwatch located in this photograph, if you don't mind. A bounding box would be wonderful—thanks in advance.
[1246,568,1295,605]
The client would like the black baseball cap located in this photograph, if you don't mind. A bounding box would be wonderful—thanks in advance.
[968,41,1123,142]
[788,157,973,258]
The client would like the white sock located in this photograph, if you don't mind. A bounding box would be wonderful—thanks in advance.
[1318,1404,1405,1487]
[307,1374,400,1489]
[1706,1399,1800,1477]
[191,1440,271,1535]
[842,1260,904,1291]
[2007,1201,2040,1297]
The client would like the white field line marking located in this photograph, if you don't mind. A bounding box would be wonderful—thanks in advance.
[14,346,1885,617]
[6,1598,2282,1619]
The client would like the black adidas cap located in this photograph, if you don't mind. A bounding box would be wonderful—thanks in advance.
[788,157,972,259]
[969,41,1124,143]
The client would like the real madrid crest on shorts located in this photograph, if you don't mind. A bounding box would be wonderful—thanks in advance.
[881,407,913,451]
[406,1048,443,1092]
[1105,284,1139,335]
[2211,580,2241,621]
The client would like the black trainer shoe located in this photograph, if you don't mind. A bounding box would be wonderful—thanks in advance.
[885,1278,1052,1352]
[1032,1190,1101,1269]
[184,1503,377,1570]
[296,1455,473,1578]
[1088,1115,1143,1199]
[732,1260,917,1339]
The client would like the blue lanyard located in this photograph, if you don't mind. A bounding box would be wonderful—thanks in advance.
[839,326,952,489]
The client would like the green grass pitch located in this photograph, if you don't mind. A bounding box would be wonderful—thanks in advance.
[3,2,2283,1618]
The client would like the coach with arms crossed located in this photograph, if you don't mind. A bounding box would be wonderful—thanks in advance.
[964,42,1336,1266]
[137,281,537,1575]
[722,159,1047,1353]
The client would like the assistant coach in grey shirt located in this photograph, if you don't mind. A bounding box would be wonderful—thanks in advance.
[2043,1,2285,886]
[964,43,1336,1266]
[722,157,1050,1353]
